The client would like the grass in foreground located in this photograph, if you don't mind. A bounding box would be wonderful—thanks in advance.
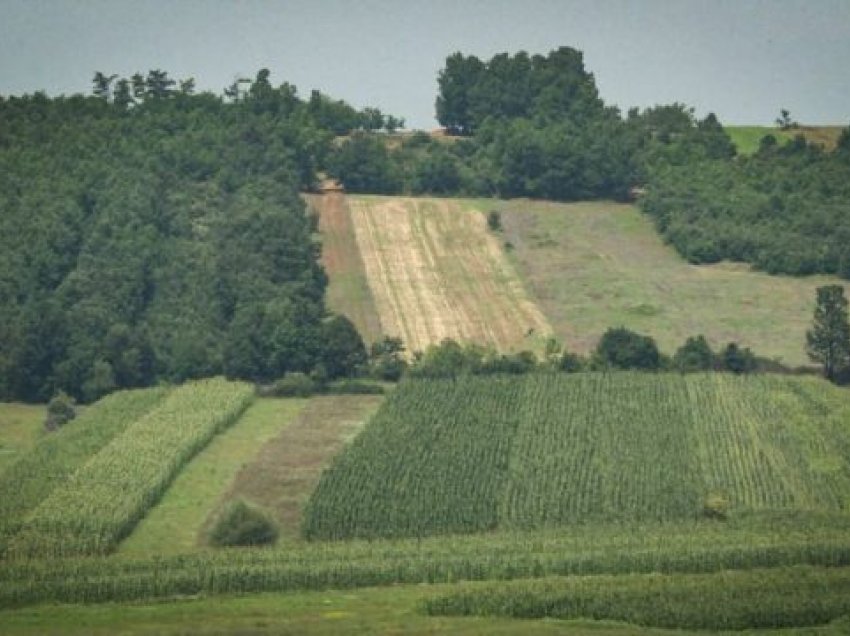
[119,397,308,556]
[0,585,694,636]
[499,199,848,366]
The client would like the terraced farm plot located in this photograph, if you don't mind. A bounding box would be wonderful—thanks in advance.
[348,196,551,355]
[499,200,850,366]
[304,373,850,541]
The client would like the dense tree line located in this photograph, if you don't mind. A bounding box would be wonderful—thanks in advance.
[330,48,734,203]
[0,69,386,402]
[640,129,850,278]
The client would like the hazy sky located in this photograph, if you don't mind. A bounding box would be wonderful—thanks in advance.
[1,0,849,129]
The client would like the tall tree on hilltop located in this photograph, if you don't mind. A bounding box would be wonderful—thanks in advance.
[807,285,850,382]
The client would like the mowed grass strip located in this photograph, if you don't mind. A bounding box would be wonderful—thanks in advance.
[500,199,850,366]
[305,193,382,344]
[0,403,45,475]
[208,394,383,541]
[348,196,551,355]
[119,398,308,556]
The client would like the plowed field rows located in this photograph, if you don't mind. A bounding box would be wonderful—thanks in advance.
[348,196,551,354]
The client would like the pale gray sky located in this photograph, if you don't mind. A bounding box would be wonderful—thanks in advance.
[1,0,849,129]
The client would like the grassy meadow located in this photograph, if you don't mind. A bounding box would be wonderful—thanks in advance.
[497,198,849,366]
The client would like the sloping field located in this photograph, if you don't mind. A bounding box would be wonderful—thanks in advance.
[5,379,253,559]
[208,394,383,541]
[348,196,552,355]
[304,373,850,540]
[305,193,382,344]
[500,200,850,366]
[119,398,308,556]
[0,388,168,552]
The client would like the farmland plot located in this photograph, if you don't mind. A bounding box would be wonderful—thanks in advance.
[305,373,850,540]
[6,378,252,559]
[348,196,551,355]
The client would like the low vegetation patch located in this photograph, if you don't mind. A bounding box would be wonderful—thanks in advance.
[207,499,279,547]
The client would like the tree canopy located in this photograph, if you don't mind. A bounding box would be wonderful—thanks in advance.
[0,69,392,401]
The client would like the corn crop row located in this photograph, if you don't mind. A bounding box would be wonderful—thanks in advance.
[2,527,850,609]
[423,565,850,630]
[6,378,253,559]
[0,387,168,554]
[304,373,850,541]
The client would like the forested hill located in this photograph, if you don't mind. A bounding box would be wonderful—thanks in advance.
[0,70,392,402]
[329,46,850,281]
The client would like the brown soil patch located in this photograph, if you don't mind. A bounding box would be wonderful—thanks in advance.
[305,193,382,344]
[348,196,551,355]
[211,395,383,540]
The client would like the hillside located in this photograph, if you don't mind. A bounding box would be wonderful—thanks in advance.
[498,199,850,365]
[305,373,850,540]
[310,194,552,355]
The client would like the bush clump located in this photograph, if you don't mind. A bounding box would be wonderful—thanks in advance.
[208,499,279,547]
[44,391,76,432]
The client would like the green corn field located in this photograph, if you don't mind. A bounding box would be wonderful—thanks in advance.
[0,386,169,554]
[304,373,850,540]
[1,514,850,609]
[423,566,850,630]
[4,378,253,559]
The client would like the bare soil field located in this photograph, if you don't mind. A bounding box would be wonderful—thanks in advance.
[305,193,382,344]
[348,196,552,355]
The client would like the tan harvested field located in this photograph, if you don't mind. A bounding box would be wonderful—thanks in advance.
[499,199,850,366]
[348,196,552,355]
[305,193,383,344]
[206,394,383,540]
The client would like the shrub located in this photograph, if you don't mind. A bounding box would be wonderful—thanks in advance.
[673,335,714,372]
[266,372,317,397]
[487,210,502,232]
[44,391,76,432]
[324,380,385,395]
[208,499,279,547]
[596,327,661,370]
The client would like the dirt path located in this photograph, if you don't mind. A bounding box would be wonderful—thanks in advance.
[304,193,382,344]
[207,395,383,540]
[348,196,551,355]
